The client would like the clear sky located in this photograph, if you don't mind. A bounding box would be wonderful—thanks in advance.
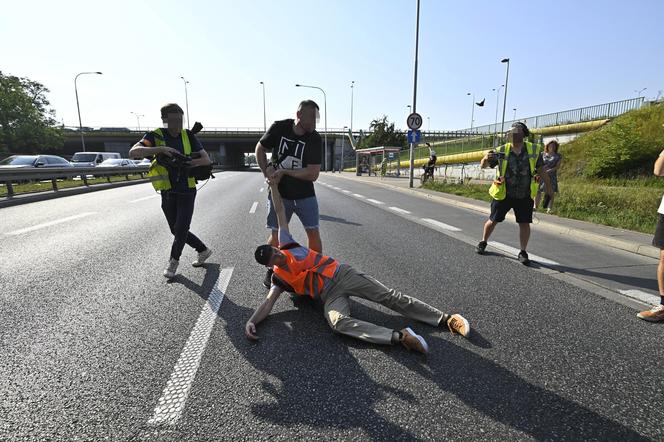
[2,0,662,132]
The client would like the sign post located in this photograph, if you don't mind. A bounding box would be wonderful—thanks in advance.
[407,112,423,187]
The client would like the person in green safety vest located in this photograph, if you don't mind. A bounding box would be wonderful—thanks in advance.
[129,103,213,279]
[476,122,551,265]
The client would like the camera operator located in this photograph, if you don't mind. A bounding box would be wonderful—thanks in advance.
[129,103,213,278]
[475,122,550,265]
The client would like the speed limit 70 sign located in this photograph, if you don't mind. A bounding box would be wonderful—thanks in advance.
[407,112,423,130]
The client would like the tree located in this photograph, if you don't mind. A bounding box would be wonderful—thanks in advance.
[356,115,406,150]
[0,72,63,156]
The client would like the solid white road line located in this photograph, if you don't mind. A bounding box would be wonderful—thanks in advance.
[389,207,411,214]
[421,218,462,232]
[366,199,384,205]
[148,268,234,426]
[249,202,259,214]
[488,241,560,266]
[618,289,659,305]
[129,195,158,203]
[4,212,97,236]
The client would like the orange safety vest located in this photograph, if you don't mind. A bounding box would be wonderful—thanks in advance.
[273,246,339,298]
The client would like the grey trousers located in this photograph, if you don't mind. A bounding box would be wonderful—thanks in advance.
[320,265,446,345]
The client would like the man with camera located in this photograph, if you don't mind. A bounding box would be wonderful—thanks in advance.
[129,103,213,278]
[476,122,551,265]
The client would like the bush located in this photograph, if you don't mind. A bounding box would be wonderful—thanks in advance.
[561,102,664,179]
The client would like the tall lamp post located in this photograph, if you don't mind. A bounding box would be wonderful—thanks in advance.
[259,81,267,131]
[180,76,190,129]
[295,83,328,171]
[467,92,475,130]
[74,71,102,152]
[499,58,510,138]
[131,112,144,132]
[350,80,355,137]
[408,0,421,188]
[634,87,647,99]
[492,84,504,146]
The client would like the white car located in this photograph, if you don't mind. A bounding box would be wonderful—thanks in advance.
[99,159,136,167]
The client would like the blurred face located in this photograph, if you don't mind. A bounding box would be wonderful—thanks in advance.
[509,126,525,144]
[162,112,184,132]
[296,106,319,133]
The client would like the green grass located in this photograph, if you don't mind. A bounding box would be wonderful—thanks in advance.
[423,177,661,234]
[0,174,147,197]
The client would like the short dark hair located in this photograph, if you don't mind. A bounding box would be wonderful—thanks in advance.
[160,103,184,119]
[511,121,530,137]
[254,244,274,266]
[298,100,319,112]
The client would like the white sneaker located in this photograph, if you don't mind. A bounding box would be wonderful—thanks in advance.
[163,258,179,279]
[192,248,213,267]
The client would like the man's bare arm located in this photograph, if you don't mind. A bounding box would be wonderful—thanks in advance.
[245,286,284,340]
[269,183,289,235]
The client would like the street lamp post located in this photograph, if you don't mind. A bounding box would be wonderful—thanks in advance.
[260,81,267,132]
[500,58,510,138]
[350,80,355,136]
[467,92,475,130]
[492,84,504,146]
[634,87,647,99]
[408,0,421,188]
[74,71,102,152]
[427,116,430,131]
[512,108,517,121]
[295,83,328,171]
[180,76,190,129]
[131,112,144,132]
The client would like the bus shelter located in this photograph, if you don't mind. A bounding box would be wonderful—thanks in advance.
[355,146,402,176]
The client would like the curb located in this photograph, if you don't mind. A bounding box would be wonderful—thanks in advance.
[329,173,660,260]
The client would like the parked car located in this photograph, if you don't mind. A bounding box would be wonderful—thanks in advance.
[99,158,136,167]
[132,158,152,166]
[70,152,121,167]
[0,155,73,168]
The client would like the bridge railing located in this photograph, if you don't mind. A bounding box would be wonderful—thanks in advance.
[455,97,645,135]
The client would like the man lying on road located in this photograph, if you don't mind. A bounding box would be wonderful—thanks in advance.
[246,181,470,354]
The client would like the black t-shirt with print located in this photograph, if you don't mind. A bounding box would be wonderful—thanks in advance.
[259,119,322,200]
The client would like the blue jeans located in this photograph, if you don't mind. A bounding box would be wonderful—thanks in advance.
[266,194,319,230]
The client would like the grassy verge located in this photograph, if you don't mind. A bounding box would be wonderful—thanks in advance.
[423,178,660,234]
[0,174,147,197]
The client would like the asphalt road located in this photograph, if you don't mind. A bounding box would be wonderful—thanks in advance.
[0,171,662,441]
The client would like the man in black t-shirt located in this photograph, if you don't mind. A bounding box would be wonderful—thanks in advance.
[255,100,323,287]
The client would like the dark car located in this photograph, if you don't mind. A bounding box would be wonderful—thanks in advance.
[0,155,73,168]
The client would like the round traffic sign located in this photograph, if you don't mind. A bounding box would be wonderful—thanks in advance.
[407,112,423,130]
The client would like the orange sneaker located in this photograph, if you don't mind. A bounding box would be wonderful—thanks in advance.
[447,314,470,337]
[399,327,429,354]
[637,304,664,322]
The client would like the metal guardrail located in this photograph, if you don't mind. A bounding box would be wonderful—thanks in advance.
[456,97,645,135]
[0,166,149,198]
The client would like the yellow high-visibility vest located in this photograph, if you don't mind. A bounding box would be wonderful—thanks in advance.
[147,128,196,191]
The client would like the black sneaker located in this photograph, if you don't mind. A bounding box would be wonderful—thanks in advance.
[476,241,487,254]
[517,250,530,265]
[263,268,274,288]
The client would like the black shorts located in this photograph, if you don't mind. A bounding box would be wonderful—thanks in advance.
[490,197,534,223]
[653,214,664,249]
